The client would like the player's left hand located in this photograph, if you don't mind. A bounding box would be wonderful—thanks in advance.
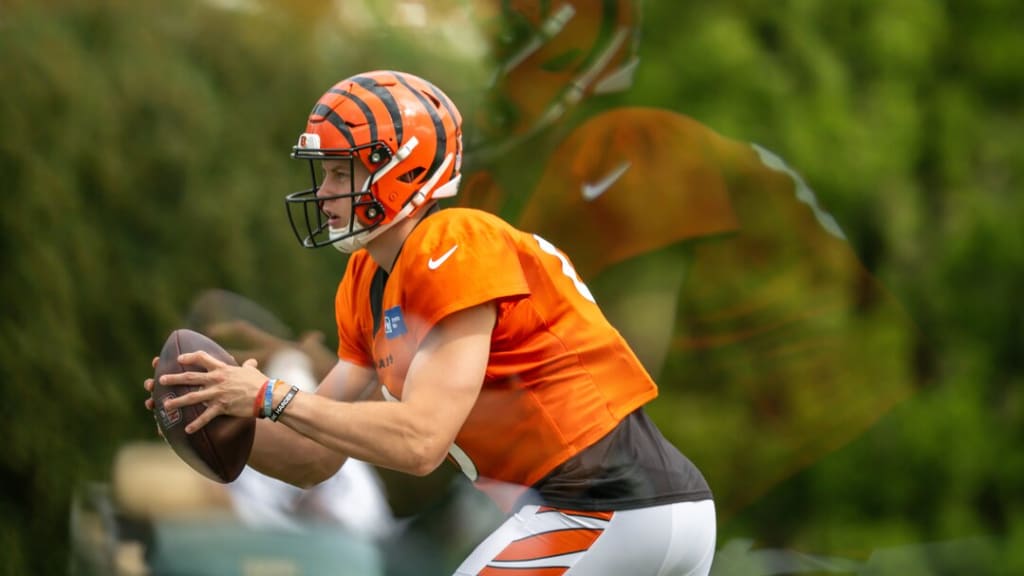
[158,352,266,433]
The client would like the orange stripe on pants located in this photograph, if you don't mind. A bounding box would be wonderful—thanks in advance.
[494,528,604,561]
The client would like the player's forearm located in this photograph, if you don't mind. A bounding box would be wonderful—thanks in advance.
[275,391,451,477]
[244,360,383,486]
[246,418,345,488]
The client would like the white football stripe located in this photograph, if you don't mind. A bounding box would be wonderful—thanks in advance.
[521,507,611,531]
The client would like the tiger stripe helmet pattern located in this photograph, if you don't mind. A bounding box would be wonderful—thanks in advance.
[468,0,641,162]
[286,70,463,252]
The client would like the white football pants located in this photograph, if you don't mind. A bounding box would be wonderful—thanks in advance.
[455,499,716,575]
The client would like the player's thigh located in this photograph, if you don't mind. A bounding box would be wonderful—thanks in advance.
[569,500,716,576]
[454,500,716,576]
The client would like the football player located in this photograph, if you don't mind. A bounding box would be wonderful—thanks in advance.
[147,70,717,575]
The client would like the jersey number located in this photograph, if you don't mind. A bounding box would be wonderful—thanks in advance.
[533,234,596,303]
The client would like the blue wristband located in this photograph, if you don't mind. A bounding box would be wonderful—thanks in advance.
[263,379,277,419]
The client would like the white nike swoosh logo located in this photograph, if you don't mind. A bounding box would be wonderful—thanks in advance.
[427,244,459,270]
[581,161,632,201]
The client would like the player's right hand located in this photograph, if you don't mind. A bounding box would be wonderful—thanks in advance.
[143,356,164,438]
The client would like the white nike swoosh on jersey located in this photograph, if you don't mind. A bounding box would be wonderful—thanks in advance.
[581,161,632,201]
[427,244,459,270]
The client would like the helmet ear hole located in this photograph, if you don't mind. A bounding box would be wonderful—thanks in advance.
[398,167,425,184]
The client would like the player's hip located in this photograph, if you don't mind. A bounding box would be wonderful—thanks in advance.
[454,499,716,576]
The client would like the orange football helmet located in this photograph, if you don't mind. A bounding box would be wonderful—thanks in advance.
[287,70,463,252]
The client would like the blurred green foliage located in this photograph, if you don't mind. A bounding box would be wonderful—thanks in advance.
[0,0,1021,574]
[634,1,1023,572]
[0,1,481,573]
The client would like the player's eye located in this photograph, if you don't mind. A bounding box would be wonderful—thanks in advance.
[324,168,348,180]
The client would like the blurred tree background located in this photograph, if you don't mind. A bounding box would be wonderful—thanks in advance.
[0,0,1020,574]
[632,1,1023,573]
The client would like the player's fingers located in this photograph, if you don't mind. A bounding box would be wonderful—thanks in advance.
[151,413,165,438]
[144,378,154,392]
[144,397,154,411]
[242,358,259,369]
[176,350,224,371]
[158,370,204,387]
[161,387,210,412]
[183,403,219,434]
[151,356,159,369]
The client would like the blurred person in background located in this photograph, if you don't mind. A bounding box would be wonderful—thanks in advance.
[185,289,396,540]
[110,290,396,575]
[147,69,717,575]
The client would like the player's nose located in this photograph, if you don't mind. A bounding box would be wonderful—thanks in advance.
[315,179,337,199]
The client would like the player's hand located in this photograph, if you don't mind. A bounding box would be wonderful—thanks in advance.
[158,353,266,434]
[143,356,164,438]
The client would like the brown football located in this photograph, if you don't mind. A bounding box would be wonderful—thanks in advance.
[151,328,255,483]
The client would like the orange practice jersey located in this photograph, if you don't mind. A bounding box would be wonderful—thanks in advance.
[334,208,658,507]
[460,108,918,515]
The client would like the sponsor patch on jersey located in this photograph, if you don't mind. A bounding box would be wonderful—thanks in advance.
[383,306,407,339]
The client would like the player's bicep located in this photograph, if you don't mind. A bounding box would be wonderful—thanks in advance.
[316,358,377,402]
[402,302,497,445]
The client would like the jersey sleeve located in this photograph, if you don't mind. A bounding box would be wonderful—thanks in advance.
[399,210,530,342]
[334,253,374,368]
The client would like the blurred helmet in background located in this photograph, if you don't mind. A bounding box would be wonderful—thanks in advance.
[344,0,642,163]
[470,0,642,160]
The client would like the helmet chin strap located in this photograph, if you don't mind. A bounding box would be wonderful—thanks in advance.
[329,151,460,254]
[328,215,375,254]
